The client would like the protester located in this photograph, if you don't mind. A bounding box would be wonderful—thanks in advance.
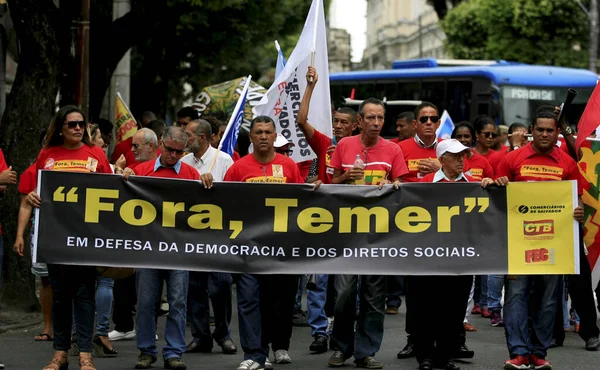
[451,121,494,181]
[111,112,157,166]
[472,116,503,170]
[495,111,586,369]
[390,112,416,143]
[224,115,307,370]
[25,105,112,370]
[413,139,496,370]
[180,119,237,355]
[204,116,227,149]
[176,107,200,129]
[328,98,407,369]
[121,127,199,370]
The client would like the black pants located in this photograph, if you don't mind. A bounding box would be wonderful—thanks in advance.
[406,275,472,363]
[260,274,300,351]
[112,272,137,333]
[48,264,96,352]
[554,229,599,343]
[188,271,233,346]
[404,277,416,337]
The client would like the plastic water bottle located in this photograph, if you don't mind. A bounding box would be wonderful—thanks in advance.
[353,154,365,169]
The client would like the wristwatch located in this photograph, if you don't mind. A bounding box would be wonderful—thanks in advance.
[563,126,573,135]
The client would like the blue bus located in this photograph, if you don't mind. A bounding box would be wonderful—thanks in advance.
[329,58,598,137]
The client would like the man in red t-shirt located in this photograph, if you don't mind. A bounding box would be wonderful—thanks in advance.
[223,116,304,370]
[495,112,588,369]
[124,127,198,370]
[297,66,357,184]
[327,98,407,369]
[390,111,416,144]
[117,128,160,175]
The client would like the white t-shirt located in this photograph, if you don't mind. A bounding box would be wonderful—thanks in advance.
[180,146,234,182]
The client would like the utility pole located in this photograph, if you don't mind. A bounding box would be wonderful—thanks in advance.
[75,0,91,119]
[418,13,423,58]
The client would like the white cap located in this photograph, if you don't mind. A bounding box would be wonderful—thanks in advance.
[436,139,470,159]
[248,133,294,153]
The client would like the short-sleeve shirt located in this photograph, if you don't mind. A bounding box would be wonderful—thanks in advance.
[35,144,113,183]
[18,163,37,195]
[133,156,200,180]
[398,137,441,182]
[467,152,494,181]
[307,129,334,184]
[495,142,583,195]
[180,146,234,182]
[330,135,408,185]
[111,136,136,166]
[224,153,304,184]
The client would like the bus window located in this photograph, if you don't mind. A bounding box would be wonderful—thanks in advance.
[330,83,344,108]
[421,81,445,109]
[397,81,421,100]
[354,82,376,100]
[375,81,398,101]
[446,81,472,122]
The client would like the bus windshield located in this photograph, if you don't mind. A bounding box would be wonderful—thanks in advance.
[501,85,593,127]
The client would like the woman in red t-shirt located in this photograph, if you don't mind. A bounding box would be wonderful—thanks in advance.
[27,106,111,370]
[452,121,494,181]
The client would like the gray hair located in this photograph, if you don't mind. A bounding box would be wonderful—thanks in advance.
[162,126,188,146]
[138,128,158,147]
[190,119,212,138]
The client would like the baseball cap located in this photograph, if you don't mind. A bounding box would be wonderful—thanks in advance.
[436,139,470,159]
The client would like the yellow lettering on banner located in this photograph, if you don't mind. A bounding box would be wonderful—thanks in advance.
[85,188,119,223]
[339,207,388,233]
[187,205,223,230]
[163,202,186,228]
[266,198,298,232]
[395,206,431,233]
[437,206,460,232]
[120,199,156,226]
[297,207,334,233]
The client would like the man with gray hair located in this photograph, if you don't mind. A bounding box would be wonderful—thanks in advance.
[114,128,158,174]
[122,126,199,370]
[180,119,237,355]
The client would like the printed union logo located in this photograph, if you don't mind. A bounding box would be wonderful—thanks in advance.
[524,248,555,264]
[512,205,529,214]
[523,219,554,240]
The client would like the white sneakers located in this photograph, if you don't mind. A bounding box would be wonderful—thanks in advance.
[108,330,136,341]
[274,350,292,364]
[235,352,289,370]
[237,360,264,370]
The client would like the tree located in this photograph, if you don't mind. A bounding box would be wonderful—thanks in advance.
[0,0,312,310]
[442,0,589,68]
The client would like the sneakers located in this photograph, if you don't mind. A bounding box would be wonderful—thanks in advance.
[135,353,157,369]
[471,304,481,315]
[164,358,187,370]
[355,356,384,369]
[481,307,491,318]
[586,337,600,351]
[265,359,273,369]
[463,322,477,332]
[529,355,551,369]
[490,311,504,327]
[384,306,398,315]
[504,355,530,369]
[237,360,264,370]
[274,349,292,364]
[309,335,328,354]
[108,329,136,341]
[328,351,348,367]
[326,317,334,335]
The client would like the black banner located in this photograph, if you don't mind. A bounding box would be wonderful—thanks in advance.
[33,171,520,275]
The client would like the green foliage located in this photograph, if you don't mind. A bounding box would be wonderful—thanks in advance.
[442,0,589,68]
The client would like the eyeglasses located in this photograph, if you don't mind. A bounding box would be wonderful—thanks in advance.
[482,132,498,138]
[66,120,86,129]
[419,116,439,124]
[164,145,185,155]
[131,142,150,150]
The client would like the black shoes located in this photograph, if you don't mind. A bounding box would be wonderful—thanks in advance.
[218,339,238,354]
[586,337,600,351]
[309,335,328,354]
[397,340,415,359]
[185,340,212,353]
[452,344,474,359]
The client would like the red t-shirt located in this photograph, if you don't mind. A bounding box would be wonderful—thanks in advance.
[467,152,494,181]
[477,149,504,174]
[232,151,241,162]
[297,160,312,181]
[398,138,441,182]
[496,142,583,195]
[389,137,401,144]
[18,163,37,195]
[111,137,136,166]
[420,172,476,183]
[133,158,199,180]
[330,135,408,185]
[307,129,334,184]
[224,153,304,184]
[35,144,113,184]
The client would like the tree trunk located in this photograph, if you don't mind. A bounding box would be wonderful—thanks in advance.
[0,0,67,310]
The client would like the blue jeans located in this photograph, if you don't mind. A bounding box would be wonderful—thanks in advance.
[307,274,329,338]
[504,275,560,358]
[474,275,489,308]
[295,274,308,311]
[96,274,114,336]
[136,269,189,360]
[487,275,504,312]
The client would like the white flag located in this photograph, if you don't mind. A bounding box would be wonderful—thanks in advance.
[253,0,332,163]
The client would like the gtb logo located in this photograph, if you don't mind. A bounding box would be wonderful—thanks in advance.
[524,248,555,264]
[523,220,554,240]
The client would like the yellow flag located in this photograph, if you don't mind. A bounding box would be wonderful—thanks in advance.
[114,93,138,144]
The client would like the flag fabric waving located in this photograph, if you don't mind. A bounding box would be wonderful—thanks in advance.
[275,40,287,79]
[576,83,600,151]
[253,0,332,163]
[436,110,455,140]
[114,93,138,144]
[219,76,252,157]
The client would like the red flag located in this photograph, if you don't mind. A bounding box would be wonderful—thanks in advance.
[576,83,600,151]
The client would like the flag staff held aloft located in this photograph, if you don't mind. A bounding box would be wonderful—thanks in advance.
[208,75,252,173]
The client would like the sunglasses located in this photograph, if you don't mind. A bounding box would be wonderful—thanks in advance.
[66,120,86,129]
[419,115,439,124]
[164,145,185,155]
[482,132,498,138]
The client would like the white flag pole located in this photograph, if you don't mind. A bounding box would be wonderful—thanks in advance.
[307,0,320,83]
[208,75,252,173]
[275,40,282,53]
